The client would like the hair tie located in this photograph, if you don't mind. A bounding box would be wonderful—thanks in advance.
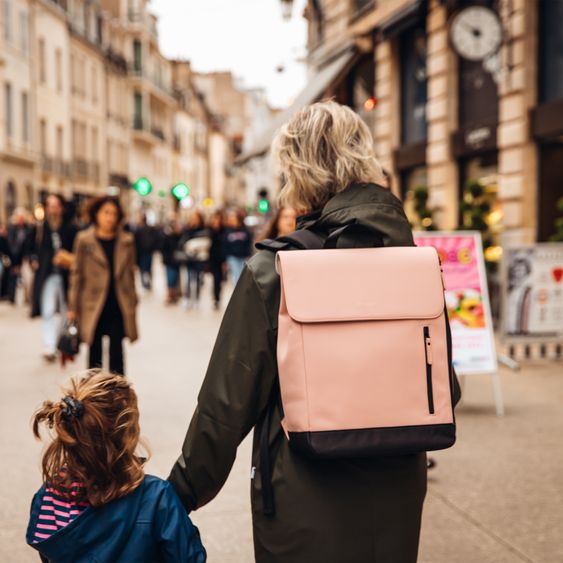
[61,396,84,421]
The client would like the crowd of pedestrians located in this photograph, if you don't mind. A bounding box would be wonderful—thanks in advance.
[0,195,296,367]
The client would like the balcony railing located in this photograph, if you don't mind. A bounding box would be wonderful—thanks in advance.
[128,65,174,98]
[89,162,100,182]
[73,158,88,179]
[41,155,54,173]
[151,126,165,141]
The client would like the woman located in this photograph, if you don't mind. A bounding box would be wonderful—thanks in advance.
[68,196,138,375]
[223,209,251,283]
[160,216,183,305]
[257,206,297,241]
[180,211,211,309]
[169,102,455,562]
[208,210,225,310]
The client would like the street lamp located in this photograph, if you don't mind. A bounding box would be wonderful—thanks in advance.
[280,0,294,20]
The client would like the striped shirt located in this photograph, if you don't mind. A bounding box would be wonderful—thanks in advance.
[32,482,90,543]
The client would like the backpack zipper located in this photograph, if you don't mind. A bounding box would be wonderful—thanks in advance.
[424,326,435,414]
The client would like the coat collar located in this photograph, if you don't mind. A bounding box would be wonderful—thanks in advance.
[82,226,132,277]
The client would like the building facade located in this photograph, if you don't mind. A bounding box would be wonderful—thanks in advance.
[0,0,242,224]
[258,0,563,250]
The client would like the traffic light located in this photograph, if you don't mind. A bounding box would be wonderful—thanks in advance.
[171,182,190,201]
[258,188,269,214]
[133,177,152,197]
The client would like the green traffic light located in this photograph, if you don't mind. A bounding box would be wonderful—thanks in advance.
[133,177,152,197]
[258,199,269,214]
[171,182,190,200]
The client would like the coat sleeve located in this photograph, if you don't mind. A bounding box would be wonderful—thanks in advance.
[67,235,83,314]
[168,265,277,511]
[155,482,207,563]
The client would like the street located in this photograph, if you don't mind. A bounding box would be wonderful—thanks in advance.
[1,266,562,563]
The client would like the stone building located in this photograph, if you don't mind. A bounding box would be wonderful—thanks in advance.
[243,0,563,248]
[0,0,240,223]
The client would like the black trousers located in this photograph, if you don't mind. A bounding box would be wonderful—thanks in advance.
[210,262,223,304]
[88,322,125,375]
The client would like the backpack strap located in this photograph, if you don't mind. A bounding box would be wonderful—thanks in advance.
[255,228,325,253]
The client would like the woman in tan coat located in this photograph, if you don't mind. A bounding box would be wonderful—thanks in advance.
[68,196,138,375]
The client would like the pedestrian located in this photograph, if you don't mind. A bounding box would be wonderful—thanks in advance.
[223,209,251,284]
[257,206,297,241]
[208,210,226,310]
[134,213,158,291]
[27,370,206,563]
[67,196,138,376]
[6,207,33,304]
[31,194,78,363]
[0,223,11,300]
[180,211,211,309]
[160,216,183,305]
[169,101,459,562]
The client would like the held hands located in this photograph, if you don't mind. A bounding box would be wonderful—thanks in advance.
[67,311,77,322]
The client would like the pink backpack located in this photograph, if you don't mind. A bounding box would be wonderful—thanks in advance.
[264,227,457,460]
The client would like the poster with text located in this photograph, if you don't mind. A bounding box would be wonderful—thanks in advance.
[503,244,563,339]
[414,231,498,375]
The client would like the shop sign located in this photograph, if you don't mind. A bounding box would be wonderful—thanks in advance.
[502,243,563,339]
[414,231,498,375]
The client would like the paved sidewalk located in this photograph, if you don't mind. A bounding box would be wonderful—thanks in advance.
[0,272,562,562]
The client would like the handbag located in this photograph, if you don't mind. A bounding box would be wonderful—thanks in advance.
[57,320,81,358]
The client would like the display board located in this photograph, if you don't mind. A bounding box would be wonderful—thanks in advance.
[502,243,563,340]
[414,231,498,375]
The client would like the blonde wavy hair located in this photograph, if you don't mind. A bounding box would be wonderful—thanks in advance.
[273,100,386,211]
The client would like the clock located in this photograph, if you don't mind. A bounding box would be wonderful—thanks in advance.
[450,6,502,61]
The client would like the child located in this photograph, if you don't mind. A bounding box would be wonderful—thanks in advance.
[26,371,206,563]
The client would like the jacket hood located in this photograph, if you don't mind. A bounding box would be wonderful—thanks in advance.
[297,183,414,247]
[26,477,147,561]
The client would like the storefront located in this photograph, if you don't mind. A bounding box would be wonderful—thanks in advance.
[533,0,563,242]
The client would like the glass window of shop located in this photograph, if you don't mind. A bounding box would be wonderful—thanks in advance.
[401,166,430,229]
[400,25,427,145]
[347,56,376,133]
[459,154,502,258]
[538,0,563,103]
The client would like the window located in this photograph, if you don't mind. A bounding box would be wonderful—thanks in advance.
[539,0,563,103]
[40,119,47,155]
[39,38,46,84]
[400,26,428,144]
[133,39,142,73]
[91,126,98,161]
[3,0,11,42]
[55,49,63,93]
[56,125,63,160]
[4,83,12,138]
[133,92,143,128]
[353,0,375,14]
[92,66,97,104]
[22,91,29,143]
[19,10,28,54]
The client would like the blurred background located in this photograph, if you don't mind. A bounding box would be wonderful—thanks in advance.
[1,1,562,562]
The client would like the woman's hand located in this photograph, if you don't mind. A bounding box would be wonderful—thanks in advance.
[67,311,77,321]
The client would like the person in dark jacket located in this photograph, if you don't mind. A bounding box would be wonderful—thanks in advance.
[0,223,10,300]
[6,207,33,304]
[31,194,78,362]
[134,214,158,291]
[208,210,225,310]
[223,209,251,284]
[160,216,184,305]
[28,371,206,563]
[169,101,461,563]
[180,211,211,309]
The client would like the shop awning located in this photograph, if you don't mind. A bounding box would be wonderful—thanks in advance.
[379,0,426,39]
[237,47,356,164]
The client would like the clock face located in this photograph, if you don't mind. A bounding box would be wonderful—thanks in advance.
[450,6,502,61]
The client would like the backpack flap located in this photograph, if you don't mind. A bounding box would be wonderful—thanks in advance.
[276,246,455,459]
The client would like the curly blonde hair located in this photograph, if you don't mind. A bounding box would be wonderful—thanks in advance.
[273,100,386,211]
[32,371,149,507]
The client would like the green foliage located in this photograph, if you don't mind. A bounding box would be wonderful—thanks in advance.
[410,185,436,231]
[549,197,563,242]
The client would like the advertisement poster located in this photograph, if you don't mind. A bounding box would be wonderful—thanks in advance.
[503,244,563,339]
[414,231,498,375]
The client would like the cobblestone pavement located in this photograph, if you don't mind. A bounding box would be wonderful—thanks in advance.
[1,269,562,563]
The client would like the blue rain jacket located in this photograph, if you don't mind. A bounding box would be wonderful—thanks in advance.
[26,474,206,563]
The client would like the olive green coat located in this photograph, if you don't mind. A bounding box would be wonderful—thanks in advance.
[169,184,430,563]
